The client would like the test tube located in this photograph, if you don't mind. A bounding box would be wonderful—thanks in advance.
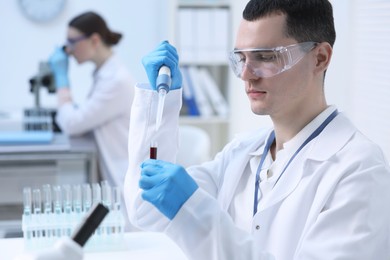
[42,184,52,239]
[62,185,72,214]
[23,187,32,240]
[101,182,112,235]
[33,189,42,214]
[53,185,62,214]
[92,183,102,235]
[82,184,92,213]
[101,182,112,210]
[23,187,32,216]
[113,187,123,235]
[92,183,102,206]
[62,184,72,236]
[32,189,42,238]
[150,141,158,159]
[42,184,52,214]
[73,184,82,214]
[113,187,121,212]
[52,185,62,237]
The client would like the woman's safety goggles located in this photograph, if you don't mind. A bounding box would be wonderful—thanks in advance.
[65,35,89,50]
[228,41,318,78]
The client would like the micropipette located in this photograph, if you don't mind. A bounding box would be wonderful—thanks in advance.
[155,66,172,131]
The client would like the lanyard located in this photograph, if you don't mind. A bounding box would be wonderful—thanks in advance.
[253,110,339,216]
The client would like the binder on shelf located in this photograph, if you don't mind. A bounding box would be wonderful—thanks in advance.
[212,8,230,61]
[181,66,200,116]
[187,67,214,117]
[178,8,196,62]
[196,8,213,62]
[198,68,229,117]
[177,7,229,63]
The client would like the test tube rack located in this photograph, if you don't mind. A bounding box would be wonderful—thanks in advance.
[22,181,126,252]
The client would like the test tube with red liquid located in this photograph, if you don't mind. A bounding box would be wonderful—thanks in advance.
[150,141,158,159]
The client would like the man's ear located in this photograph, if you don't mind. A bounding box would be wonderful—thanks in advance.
[314,42,333,74]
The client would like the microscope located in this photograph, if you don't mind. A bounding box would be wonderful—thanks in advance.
[29,61,56,107]
[26,61,61,132]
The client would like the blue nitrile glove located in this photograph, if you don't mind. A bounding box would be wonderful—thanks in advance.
[48,47,69,88]
[142,40,182,90]
[139,159,198,220]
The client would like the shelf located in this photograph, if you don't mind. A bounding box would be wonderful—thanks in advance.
[178,1,230,8]
[171,0,232,158]
[180,116,229,125]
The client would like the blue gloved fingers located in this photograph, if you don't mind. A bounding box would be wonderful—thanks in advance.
[138,159,198,220]
[154,41,179,60]
[141,184,180,220]
[140,159,164,175]
[142,50,178,89]
[156,42,183,90]
[142,52,178,89]
[139,159,167,189]
[48,47,69,88]
[139,166,165,190]
[142,41,182,90]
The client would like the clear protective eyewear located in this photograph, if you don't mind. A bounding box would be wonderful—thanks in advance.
[228,41,318,78]
[65,35,89,50]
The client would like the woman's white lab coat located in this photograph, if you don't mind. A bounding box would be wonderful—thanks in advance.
[57,55,134,187]
[124,87,390,260]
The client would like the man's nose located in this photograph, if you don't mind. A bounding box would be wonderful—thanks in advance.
[240,63,259,81]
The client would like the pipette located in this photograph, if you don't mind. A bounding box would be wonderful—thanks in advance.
[155,66,172,131]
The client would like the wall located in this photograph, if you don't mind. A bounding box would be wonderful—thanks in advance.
[228,1,272,138]
[0,0,169,110]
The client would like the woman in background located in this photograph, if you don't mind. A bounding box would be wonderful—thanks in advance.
[49,11,134,190]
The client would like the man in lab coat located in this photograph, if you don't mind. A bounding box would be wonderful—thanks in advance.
[124,0,390,259]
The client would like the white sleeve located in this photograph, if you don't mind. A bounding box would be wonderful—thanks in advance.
[124,84,182,231]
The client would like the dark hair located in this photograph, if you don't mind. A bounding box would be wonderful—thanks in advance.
[243,0,336,47]
[69,11,122,46]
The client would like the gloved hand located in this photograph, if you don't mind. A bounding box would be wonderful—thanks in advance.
[139,159,198,220]
[142,41,182,90]
[48,47,69,88]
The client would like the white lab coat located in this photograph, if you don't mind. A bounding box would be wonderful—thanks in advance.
[124,86,390,260]
[57,55,135,188]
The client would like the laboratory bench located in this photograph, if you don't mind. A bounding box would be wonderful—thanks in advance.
[0,133,99,238]
[0,232,187,259]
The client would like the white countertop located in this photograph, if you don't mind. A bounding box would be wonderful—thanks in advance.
[1,232,188,260]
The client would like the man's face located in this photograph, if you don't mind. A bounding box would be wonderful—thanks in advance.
[234,14,318,119]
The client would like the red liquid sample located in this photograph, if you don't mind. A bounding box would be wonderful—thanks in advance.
[150,146,157,159]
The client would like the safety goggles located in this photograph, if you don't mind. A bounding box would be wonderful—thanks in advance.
[228,41,318,78]
[65,35,89,50]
